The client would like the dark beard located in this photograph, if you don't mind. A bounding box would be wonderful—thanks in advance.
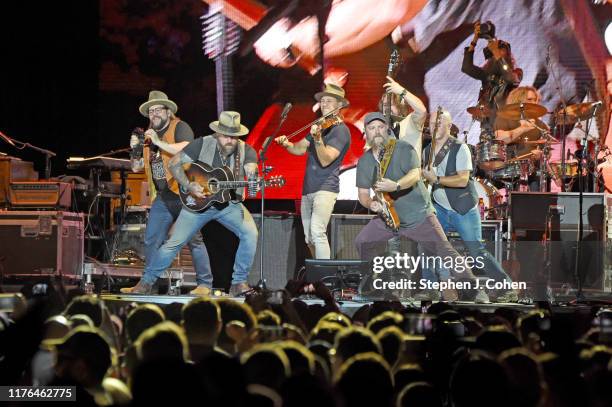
[151,117,168,131]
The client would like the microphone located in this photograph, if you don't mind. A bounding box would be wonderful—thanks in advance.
[281,102,293,119]
[0,131,16,147]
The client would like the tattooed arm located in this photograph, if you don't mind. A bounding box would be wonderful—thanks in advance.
[169,151,205,198]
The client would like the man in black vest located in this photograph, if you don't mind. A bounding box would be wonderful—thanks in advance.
[422,109,518,302]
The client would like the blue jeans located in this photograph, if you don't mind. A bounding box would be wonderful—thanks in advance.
[143,201,258,286]
[422,202,511,283]
[144,196,212,286]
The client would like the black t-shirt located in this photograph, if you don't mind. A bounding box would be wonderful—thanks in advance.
[302,123,350,195]
[149,121,195,201]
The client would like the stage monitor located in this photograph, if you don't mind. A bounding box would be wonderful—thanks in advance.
[304,259,369,290]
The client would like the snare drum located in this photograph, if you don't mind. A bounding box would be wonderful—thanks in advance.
[476,140,506,170]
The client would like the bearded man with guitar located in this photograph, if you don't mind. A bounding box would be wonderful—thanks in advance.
[130,111,260,297]
[354,111,489,303]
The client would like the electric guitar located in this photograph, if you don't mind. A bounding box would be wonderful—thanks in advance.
[179,162,285,212]
[375,146,400,232]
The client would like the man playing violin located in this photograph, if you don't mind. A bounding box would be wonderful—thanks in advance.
[275,83,351,259]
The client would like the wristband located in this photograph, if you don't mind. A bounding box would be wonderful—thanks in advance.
[400,89,408,99]
[396,182,401,192]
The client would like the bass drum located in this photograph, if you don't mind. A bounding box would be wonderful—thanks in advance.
[474,178,504,219]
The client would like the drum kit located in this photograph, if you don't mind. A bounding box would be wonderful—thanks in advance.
[465,100,604,219]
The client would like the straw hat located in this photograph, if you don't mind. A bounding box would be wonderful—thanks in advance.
[209,111,249,137]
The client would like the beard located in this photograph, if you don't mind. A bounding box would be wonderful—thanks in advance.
[150,116,168,131]
[370,134,386,148]
[220,142,237,155]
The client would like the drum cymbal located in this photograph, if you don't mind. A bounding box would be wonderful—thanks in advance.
[467,105,492,120]
[555,101,602,122]
[517,139,559,145]
[497,102,547,120]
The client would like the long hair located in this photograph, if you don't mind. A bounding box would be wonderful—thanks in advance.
[506,86,541,105]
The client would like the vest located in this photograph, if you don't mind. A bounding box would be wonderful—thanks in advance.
[143,118,180,203]
[423,137,478,215]
[197,135,248,200]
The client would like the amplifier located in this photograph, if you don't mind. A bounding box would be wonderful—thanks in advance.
[330,214,503,262]
[0,211,84,276]
[9,182,72,209]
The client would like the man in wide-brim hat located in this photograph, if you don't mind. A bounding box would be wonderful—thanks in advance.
[139,110,260,297]
[274,83,351,259]
[122,90,212,296]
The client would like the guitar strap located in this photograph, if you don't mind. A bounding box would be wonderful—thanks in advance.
[433,138,454,167]
[379,139,396,178]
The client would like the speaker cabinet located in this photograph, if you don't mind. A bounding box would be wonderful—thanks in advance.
[509,192,606,289]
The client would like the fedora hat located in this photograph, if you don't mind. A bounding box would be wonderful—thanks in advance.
[314,83,349,106]
[209,111,249,137]
[139,90,178,117]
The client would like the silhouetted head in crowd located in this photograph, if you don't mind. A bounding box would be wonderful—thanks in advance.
[319,312,351,328]
[367,311,403,334]
[332,327,382,374]
[450,350,510,407]
[499,348,543,407]
[278,341,316,376]
[131,359,201,406]
[181,297,221,346]
[135,321,188,363]
[394,363,427,393]
[475,326,521,355]
[377,326,405,368]
[43,315,71,341]
[281,372,337,407]
[240,343,290,391]
[68,314,94,329]
[217,298,257,354]
[53,326,113,388]
[310,321,344,345]
[257,309,282,326]
[196,351,248,406]
[335,352,393,407]
[396,381,442,407]
[64,295,103,326]
[517,310,551,348]
[125,303,165,344]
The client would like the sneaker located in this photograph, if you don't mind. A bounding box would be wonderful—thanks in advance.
[120,279,153,294]
[494,290,519,303]
[229,282,250,297]
[474,289,490,304]
[189,285,212,296]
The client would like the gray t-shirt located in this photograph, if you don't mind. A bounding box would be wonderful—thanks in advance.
[432,143,473,211]
[356,140,434,228]
[302,123,350,195]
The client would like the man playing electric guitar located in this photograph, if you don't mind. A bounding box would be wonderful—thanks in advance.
[135,111,259,297]
[354,112,489,303]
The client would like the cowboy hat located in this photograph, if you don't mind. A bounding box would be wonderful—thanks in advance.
[139,90,178,117]
[314,83,349,106]
[209,111,249,137]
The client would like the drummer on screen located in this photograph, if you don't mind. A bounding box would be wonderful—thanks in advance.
[494,86,548,191]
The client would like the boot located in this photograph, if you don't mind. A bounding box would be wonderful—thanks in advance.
[189,285,212,296]
[120,279,153,294]
[229,282,250,297]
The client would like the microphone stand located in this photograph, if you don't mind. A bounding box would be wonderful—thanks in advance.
[255,106,291,290]
[547,46,570,192]
[0,131,56,179]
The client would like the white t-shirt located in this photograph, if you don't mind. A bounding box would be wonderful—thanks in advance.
[432,143,473,211]
[398,112,426,162]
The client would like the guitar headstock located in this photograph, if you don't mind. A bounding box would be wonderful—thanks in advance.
[266,175,286,188]
[388,49,400,76]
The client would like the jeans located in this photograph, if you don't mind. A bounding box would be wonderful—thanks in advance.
[143,201,258,286]
[301,190,337,259]
[144,196,211,286]
[355,214,476,280]
[427,202,511,283]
